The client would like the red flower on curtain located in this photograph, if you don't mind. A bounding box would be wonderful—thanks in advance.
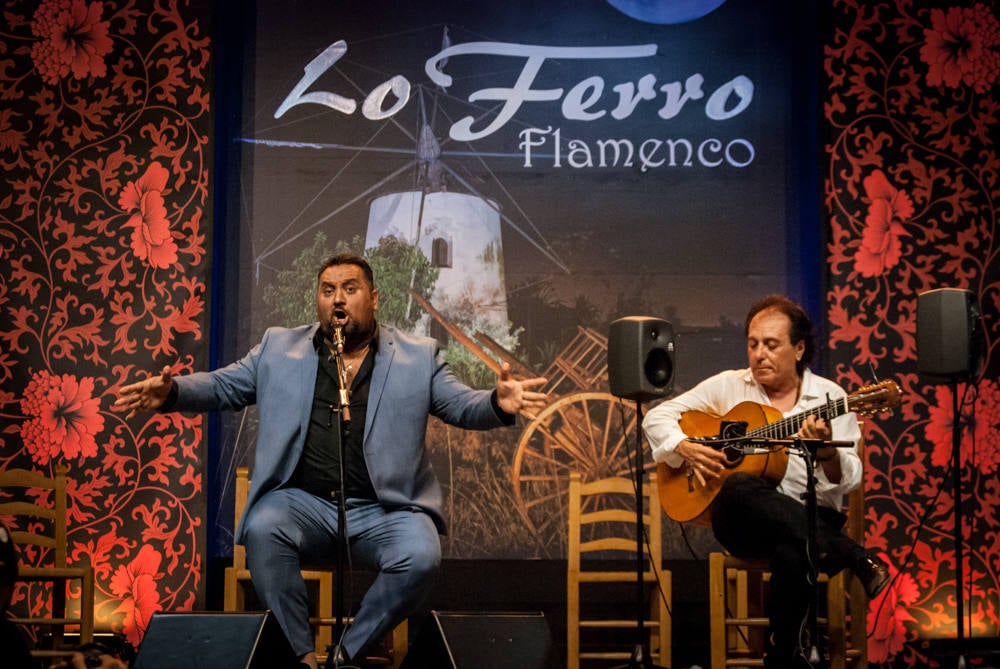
[109,543,163,647]
[919,4,1000,93]
[30,0,114,85]
[119,162,179,269]
[854,170,913,278]
[925,380,1000,475]
[868,556,919,664]
[19,370,105,466]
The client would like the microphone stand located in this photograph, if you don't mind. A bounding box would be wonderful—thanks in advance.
[949,380,968,669]
[793,437,823,667]
[787,437,855,668]
[326,325,352,669]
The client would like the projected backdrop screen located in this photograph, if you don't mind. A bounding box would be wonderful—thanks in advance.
[218,0,820,559]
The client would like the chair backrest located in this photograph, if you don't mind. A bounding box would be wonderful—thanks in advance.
[0,464,69,567]
[567,472,670,669]
[0,463,95,651]
[232,467,250,571]
[568,473,662,567]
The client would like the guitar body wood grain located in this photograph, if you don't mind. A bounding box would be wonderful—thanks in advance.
[657,402,789,526]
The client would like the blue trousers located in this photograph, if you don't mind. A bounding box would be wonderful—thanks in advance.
[242,488,441,659]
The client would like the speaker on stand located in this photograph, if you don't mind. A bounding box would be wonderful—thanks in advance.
[918,288,988,668]
[608,317,675,403]
[917,288,982,382]
[607,316,674,669]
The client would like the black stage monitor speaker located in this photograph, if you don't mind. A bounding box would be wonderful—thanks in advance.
[400,611,553,669]
[608,316,674,401]
[133,611,297,669]
[917,288,983,382]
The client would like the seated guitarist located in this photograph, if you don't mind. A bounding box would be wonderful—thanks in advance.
[643,294,890,669]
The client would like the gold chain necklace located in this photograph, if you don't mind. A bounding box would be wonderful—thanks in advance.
[343,343,371,371]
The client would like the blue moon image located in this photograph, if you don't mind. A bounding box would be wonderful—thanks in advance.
[606,0,729,24]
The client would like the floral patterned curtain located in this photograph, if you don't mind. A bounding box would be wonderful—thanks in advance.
[0,0,212,647]
[823,1,999,665]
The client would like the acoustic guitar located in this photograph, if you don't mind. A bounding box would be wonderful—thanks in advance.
[657,379,901,526]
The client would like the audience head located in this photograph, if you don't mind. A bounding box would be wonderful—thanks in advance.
[0,522,18,612]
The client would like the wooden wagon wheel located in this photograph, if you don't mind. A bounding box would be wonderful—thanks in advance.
[511,391,655,549]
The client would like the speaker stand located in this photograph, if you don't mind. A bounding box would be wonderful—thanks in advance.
[949,381,967,669]
[612,400,667,669]
[927,379,1000,669]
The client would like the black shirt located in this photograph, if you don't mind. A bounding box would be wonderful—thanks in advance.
[288,332,377,502]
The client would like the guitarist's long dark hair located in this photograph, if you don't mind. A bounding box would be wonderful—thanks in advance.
[745,295,815,375]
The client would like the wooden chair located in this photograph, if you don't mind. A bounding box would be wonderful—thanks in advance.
[223,467,407,667]
[708,436,868,669]
[567,472,671,669]
[0,464,95,659]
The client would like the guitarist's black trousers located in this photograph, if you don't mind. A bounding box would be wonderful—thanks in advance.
[711,472,868,668]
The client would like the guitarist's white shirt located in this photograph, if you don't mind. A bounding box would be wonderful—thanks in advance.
[643,368,863,511]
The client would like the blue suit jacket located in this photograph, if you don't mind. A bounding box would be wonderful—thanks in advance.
[172,323,511,543]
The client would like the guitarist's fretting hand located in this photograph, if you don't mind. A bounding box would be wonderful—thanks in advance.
[674,438,727,487]
[675,414,839,489]
[798,415,843,483]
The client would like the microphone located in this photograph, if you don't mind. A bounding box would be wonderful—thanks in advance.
[332,322,345,353]
[332,324,351,423]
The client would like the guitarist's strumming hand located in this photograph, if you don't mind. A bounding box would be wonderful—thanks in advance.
[674,438,727,488]
[798,415,843,484]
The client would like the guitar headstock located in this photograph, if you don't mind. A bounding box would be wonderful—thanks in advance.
[847,379,902,416]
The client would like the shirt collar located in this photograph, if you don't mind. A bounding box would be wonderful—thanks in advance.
[797,369,819,401]
[741,367,817,407]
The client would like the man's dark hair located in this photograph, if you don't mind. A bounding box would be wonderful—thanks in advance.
[317,254,375,288]
[745,294,815,374]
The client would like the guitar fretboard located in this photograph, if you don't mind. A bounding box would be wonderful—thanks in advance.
[747,395,850,439]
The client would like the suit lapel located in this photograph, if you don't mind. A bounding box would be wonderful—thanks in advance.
[366,325,394,442]
[290,327,320,470]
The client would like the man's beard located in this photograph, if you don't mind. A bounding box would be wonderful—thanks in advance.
[342,319,375,348]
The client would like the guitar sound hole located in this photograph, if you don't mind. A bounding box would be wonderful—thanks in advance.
[717,420,749,466]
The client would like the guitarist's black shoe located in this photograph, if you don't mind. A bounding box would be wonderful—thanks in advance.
[857,551,891,599]
[323,644,388,669]
[763,635,817,669]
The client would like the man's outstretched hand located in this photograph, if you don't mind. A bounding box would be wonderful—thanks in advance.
[496,362,548,415]
[112,366,174,419]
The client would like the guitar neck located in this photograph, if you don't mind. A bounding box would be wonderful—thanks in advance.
[747,396,850,440]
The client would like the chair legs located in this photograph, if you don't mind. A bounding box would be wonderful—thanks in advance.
[223,568,406,665]
[709,551,866,669]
